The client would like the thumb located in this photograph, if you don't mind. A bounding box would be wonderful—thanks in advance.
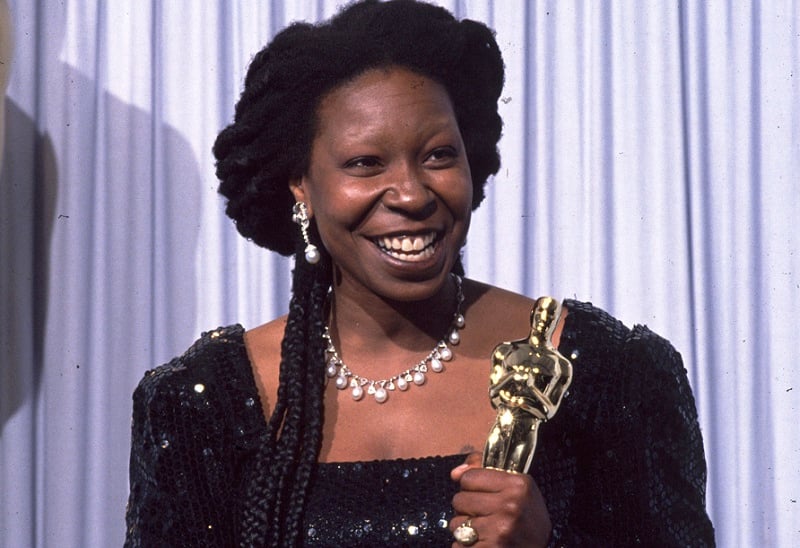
[450,451,483,481]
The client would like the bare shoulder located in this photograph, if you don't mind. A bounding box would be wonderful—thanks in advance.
[244,315,287,358]
[243,315,287,418]
[464,277,534,323]
[462,278,568,349]
[465,278,536,307]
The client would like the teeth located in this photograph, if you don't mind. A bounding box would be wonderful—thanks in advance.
[376,233,437,261]
[379,233,435,252]
[384,246,436,262]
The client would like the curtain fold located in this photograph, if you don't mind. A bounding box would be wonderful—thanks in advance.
[1,1,797,546]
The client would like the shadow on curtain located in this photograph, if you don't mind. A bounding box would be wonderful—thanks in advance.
[1,3,203,545]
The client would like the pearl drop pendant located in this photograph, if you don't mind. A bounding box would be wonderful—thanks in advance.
[305,244,321,264]
[374,386,388,403]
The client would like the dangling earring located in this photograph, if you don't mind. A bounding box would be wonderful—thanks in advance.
[292,202,321,264]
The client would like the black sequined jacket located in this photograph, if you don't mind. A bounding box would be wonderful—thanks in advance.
[125,300,715,547]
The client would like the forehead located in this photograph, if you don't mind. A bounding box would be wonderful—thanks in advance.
[313,67,457,136]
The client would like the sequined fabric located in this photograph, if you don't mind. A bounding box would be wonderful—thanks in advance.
[305,455,462,546]
[125,300,715,547]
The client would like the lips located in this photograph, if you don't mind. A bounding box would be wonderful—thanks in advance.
[374,232,438,262]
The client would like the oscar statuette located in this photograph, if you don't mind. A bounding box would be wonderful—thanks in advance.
[482,297,573,474]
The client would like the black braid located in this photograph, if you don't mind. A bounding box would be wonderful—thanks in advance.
[283,272,329,545]
[239,246,331,546]
[216,1,505,545]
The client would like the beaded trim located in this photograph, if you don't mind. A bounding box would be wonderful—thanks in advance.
[323,275,465,403]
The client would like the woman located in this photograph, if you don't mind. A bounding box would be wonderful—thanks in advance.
[125,1,715,546]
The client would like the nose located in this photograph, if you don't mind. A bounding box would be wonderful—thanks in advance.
[382,163,437,219]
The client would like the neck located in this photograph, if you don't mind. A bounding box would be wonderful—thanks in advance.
[328,275,459,359]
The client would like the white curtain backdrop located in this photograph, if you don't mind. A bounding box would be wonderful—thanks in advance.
[1,1,798,546]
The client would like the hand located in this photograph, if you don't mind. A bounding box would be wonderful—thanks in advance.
[449,452,552,547]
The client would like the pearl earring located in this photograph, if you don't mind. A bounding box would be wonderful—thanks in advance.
[292,202,321,264]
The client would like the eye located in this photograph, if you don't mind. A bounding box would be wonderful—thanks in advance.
[344,156,382,170]
[424,146,459,167]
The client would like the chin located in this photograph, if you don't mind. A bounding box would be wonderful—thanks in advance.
[381,266,457,303]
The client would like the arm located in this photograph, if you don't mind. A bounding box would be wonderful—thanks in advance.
[629,328,714,545]
[551,326,715,547]
[124,363,237,547]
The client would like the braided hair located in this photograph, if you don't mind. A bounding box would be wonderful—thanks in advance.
[212,1,505,545]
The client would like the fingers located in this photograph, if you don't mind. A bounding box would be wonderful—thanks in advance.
[449,515,480,547]
[451,463,551,547]
[457,467,531,497]
[449,513,522,548]
[449,451,552,546]
[463,451,483,467]
[450,462,471,482]
[450,451,483,481]
[452,452,534,515]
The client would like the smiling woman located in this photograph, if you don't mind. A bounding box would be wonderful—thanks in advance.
[291,67,473,297]
[124,1,715,547]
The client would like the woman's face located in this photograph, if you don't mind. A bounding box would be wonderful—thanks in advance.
[290,66,473,302]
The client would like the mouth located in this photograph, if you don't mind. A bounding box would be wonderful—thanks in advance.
[373,232,438,262]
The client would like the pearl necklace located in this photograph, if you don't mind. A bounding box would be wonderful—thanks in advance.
[323,274,465,404]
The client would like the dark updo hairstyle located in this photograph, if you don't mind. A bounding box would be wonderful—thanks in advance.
[212,1,504,545]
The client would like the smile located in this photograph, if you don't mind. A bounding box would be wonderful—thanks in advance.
[374,232,437,262]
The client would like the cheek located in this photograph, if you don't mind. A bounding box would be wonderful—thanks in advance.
[309,186,376,250]
[449,170,474,220]
[304,169,364,220]
[317,185,377,226]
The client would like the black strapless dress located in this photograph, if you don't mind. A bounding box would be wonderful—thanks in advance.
[125,300,715,547]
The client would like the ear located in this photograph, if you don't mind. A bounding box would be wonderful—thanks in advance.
[289,176,313,217]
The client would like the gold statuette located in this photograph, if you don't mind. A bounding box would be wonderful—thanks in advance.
[482,297,573,474]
